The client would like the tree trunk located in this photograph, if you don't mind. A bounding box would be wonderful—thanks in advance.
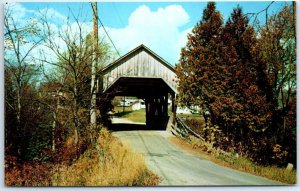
[16,86,22,156]
[73,99,79,146]
[52,111,57,151]
[73,83,79,149]
[52,95,60,151]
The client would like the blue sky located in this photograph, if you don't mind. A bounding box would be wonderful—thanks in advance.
[9,1,290,65]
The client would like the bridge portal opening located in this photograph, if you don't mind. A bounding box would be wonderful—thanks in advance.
[101,77,175,131]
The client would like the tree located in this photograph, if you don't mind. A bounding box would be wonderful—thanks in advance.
[222,7,272,132]
[4,3,44,158]
[39,10,111,152]
[177,2,296,165]
[259,3,296,127]
[38,67,69,152]
[176,2,223,113]
[257,3,296,165]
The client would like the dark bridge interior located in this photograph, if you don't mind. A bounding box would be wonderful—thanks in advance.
[109,120,169,131]
[104,77,175,131]
[105,77,174,97]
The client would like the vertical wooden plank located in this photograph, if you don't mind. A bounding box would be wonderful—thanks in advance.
[135,51,139,76]
[172,94,177,125]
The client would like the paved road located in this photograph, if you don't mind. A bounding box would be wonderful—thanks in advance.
[111,117,145,124]
[113,130,284,186]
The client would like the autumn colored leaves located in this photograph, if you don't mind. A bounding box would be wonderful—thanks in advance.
[176,2,296,166]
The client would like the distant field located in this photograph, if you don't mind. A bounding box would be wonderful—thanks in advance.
[113,107,146,123]
[123,109,146,123]
[114,106,133,113]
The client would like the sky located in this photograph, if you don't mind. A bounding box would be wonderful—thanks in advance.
[5,1,290,65]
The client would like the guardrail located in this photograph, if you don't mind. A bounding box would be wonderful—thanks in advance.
[171,116,236,159]
[170,115,205,141]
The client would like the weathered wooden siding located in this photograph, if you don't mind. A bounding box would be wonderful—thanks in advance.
[102,48,177,93]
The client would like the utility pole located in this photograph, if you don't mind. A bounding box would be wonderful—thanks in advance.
[90,2,98,129]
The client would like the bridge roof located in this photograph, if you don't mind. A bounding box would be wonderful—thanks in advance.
[101,44,175,75]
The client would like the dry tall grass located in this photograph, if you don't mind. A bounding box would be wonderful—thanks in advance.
[51,128,159,186]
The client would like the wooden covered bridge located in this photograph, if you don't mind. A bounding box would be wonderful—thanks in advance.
[98,44,177,129]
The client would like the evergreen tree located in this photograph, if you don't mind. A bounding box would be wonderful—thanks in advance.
[176,2,223,112]
[177,4,274,159]
[221,7,272,133]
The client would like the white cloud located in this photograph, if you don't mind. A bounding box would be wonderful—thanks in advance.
[4,3,27,21]
[39,8,68,23]
[5,3,192,66]
[105,5,191,65]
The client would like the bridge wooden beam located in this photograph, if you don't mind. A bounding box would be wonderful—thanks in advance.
[172,93,177,125]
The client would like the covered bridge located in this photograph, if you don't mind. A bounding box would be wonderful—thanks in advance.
[98,44,178,129]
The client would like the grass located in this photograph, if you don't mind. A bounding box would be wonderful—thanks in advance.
[5,128,159,186]
[113,108,146,123]
[122,109,146,123]
[171,136,296,184]
[114,106,133,113]
[217,153,297,185]
[52,128,159,186]
[178,113,202,118]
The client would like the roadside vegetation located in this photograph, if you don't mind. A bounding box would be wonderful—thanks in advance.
[172,136,296,184]
[178,113,296,184]
[52,128,159,186]
[5,128,159,186]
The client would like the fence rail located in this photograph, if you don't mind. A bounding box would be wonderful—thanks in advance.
[170,115,205,141]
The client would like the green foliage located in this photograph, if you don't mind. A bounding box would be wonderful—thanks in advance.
[5,3,46,160]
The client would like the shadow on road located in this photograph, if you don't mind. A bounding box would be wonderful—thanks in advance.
[109,123,167,131]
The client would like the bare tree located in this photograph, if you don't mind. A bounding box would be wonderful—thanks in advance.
[39,8,111,150]
[38,67,69,152]
[4,3,44,156]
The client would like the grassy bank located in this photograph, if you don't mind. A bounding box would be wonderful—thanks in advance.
[52,128,159,186]
[114,108,146,123]
[5,128,159,186]
[171,136,296,184]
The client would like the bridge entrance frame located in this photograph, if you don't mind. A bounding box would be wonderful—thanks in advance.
[97,44,177,129]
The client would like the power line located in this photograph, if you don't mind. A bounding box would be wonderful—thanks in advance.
[98,17,121,57]
[91,3,121,57]
[112,3,125,27]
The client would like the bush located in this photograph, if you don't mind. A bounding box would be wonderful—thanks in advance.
[5,156,52,186]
